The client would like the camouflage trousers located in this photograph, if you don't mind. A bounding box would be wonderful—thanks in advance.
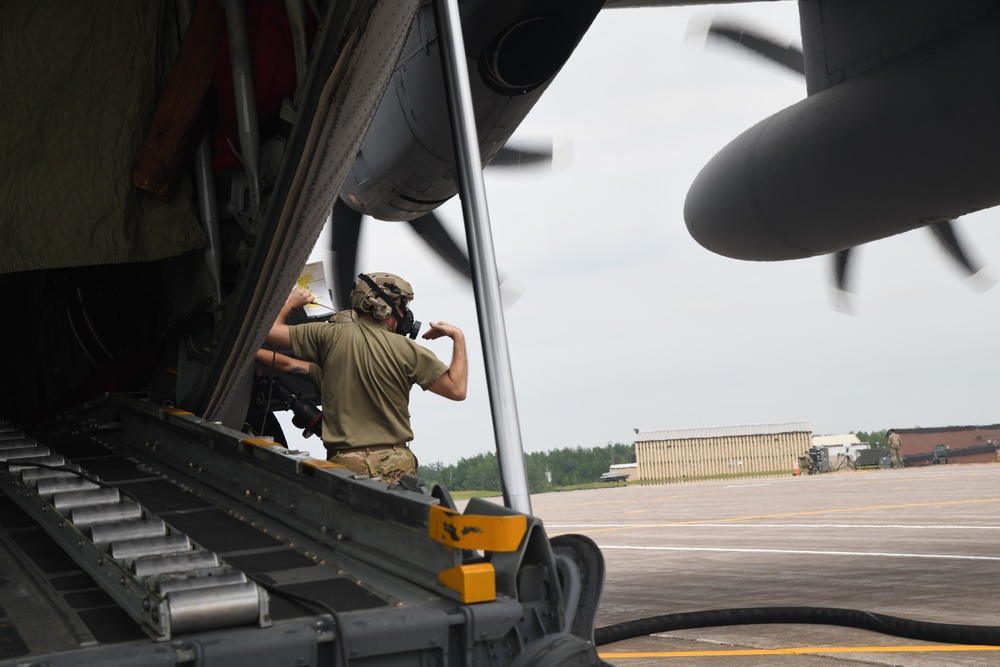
[890,446,905,468]
[326,444,417,483]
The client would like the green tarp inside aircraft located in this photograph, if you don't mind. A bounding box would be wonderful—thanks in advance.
[0,0,205,275]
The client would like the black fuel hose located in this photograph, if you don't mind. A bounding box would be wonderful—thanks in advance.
[595,607,1000,647]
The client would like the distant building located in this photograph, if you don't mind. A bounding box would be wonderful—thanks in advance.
[635,422,812,481]
[894,425,1000,466]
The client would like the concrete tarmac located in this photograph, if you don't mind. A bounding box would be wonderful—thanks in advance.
[528,463,1000,665]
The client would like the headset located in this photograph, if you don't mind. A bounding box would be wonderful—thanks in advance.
[356,273,422,339]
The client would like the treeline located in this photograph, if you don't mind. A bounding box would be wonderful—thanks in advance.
[853,430,888,446]
[419,442,635,493]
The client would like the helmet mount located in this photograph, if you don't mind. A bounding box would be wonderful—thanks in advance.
[353,273,422,338]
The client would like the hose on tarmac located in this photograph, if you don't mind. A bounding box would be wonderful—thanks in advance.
[595,607,1000,647]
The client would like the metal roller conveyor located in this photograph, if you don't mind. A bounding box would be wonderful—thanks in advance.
[19,460,77,482]
[157,572,248,596]
[109,534,191,560]
[166,582,263,634]
[9,454,69,473]
[0,422,271,640]
[0,437,38,448]
[71,501,143,529]
[52,487,121,513]
[133,551,220,579]
[0,445,49,461]
[35,476,100,496]
[90,519,167,547]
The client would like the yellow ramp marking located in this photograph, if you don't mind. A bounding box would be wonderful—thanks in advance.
[438,563,496,603]
[301,459,349,470]
[428,505,526,552]
[241,437,282,448]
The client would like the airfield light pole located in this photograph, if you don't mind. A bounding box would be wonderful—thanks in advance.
[433,0,532,514]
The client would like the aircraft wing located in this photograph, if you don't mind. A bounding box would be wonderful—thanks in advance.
[798,1,995,94]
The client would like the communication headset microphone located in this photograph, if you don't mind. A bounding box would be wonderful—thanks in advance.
[357,273,422,339]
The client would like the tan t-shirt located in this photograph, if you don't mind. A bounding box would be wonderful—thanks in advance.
[290,318,448,449]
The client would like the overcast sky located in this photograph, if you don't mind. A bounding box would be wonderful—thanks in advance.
[279,2,1000,465]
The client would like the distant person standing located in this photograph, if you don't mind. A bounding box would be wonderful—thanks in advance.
[887,429,905,468]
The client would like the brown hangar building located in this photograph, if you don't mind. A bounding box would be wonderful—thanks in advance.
[895,424,1000,466]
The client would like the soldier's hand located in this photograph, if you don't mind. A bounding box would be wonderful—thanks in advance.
[422,321,462,341]
[287,287,315,309]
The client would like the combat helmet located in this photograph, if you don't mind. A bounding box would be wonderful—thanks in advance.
[351,273,421,338]
[351,273,414,319]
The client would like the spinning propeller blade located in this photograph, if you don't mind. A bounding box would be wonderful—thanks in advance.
[489,144,553,167]
[406,211,472,278]
[328,136,547,308]
[927,219,981,277]
[705,21,804,75]
[330,198,363,310]
[833,248,853,293]
[830,247,856,314]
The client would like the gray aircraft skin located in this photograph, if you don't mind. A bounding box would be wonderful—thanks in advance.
[3,0,1000,664]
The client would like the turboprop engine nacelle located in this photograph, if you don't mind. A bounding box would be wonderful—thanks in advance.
[684,11,1000,261]
[341,0,604,222]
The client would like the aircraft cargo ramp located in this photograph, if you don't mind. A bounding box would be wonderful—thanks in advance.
[0,396,604,666]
